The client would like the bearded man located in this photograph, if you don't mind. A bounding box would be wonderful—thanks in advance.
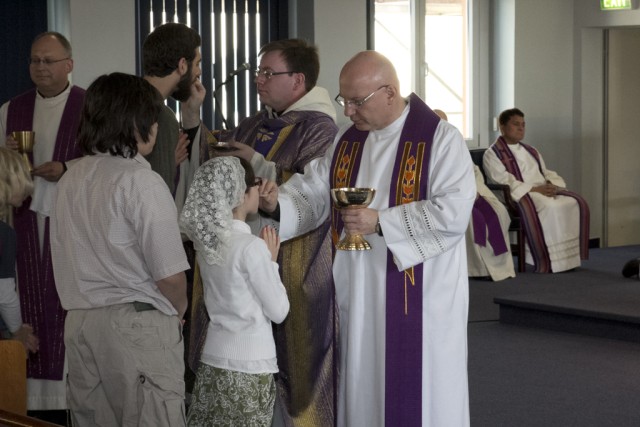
[142,22,208,211]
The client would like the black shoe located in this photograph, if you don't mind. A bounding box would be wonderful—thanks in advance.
[622,258,640,278]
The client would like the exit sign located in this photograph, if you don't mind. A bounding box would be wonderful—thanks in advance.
[601,0,632,9]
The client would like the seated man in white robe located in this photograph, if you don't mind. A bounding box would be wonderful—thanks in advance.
[466,165,516,281]
[483,108,590,273]
[433,109,515,281]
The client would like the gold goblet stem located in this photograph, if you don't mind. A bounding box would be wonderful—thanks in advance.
[336,232,371,251]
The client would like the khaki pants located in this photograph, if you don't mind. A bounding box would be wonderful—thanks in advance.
[64,304,185,427]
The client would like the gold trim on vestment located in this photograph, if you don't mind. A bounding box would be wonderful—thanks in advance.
[395,141,426,315]
[263,124,295,162]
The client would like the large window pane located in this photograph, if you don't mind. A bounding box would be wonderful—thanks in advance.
[374,0,471,139]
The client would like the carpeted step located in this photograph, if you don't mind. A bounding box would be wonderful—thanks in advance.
[495,282,640,342]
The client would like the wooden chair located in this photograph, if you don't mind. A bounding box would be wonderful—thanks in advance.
[0,340,27,415]
[469,148,526,272]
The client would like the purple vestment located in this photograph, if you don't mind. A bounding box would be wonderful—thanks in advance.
[330,94,439,426]
[6,85,85,380]
[193,107,339,426]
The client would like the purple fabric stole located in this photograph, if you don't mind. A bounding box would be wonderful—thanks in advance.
[6,85,85,380]
[330,94,439,426]
[471,197,509,255]
[491,136,589,273]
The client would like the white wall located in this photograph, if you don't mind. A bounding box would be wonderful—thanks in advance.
[492,0,515,125]
[512,0,576,185]
[69,0,136,89]
[576,27,604,244]
[574,1,640,245]
[313,0,368,126]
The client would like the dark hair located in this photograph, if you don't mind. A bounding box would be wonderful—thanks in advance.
[259,39,319,92]
[142,23,201,77]
[237,157,256,193]
[32,31,73,57]
[498,108,525,126]
[77,73,163,158]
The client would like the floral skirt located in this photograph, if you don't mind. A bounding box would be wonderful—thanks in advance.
[187,363,275,427]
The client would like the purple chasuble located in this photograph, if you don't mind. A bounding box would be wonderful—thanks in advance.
[491,136,589,273]
[6,85,85,380]
[252,115,294,157]
[330,94,440,426]
[471,197,509,255]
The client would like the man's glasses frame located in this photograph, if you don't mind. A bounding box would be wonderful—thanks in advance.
[29,57,70,66]
[335,85,390,108]
[254,69,296,80]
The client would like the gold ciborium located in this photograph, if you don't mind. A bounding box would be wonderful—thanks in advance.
[11,131,35,172]
[331,187,376,251]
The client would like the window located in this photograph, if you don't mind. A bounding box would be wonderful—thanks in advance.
[372,0,486,144]
[136,0,288,130]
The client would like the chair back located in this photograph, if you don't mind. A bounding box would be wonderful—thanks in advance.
[467,147,527,272]
[469,148,487,178]
[0,340,27,415]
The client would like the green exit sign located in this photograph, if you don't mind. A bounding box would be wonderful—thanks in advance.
[601,0,632,10]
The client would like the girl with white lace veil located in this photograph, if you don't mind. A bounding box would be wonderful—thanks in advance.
[180,156,289,427]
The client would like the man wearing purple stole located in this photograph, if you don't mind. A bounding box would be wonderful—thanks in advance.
[0,32,84,412]
[483,108,590,273]
[260,51,474,427]
[465,165,516,281]
[207,39,338,427]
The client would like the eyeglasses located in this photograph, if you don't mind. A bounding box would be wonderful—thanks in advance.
[253,177,263,187]
[29,57,70,66]
[254,69,296,80]
[335,85,390,108]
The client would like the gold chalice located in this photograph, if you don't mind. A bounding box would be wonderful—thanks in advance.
[11,131,35,172]
[331,187,376,251]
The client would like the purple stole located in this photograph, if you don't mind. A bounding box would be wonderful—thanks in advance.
[472,197,508,255]
[491,136,589,273]
[6,85,85,380]
[330,94,439,426]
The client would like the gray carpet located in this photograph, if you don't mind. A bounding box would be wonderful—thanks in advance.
[469,245,640,322]
[468,245,640,426]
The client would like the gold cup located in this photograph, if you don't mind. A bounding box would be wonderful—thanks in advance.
[331,187,376,251]
[11,131,35,172]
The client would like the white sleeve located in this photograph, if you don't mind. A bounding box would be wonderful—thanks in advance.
[250,152,277,181]
[538,154,567,188]
[0,277,23,333]
[243,239,290,324]
[277,145,334,240]
[483,145,532,202]
[381,124,476,271]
